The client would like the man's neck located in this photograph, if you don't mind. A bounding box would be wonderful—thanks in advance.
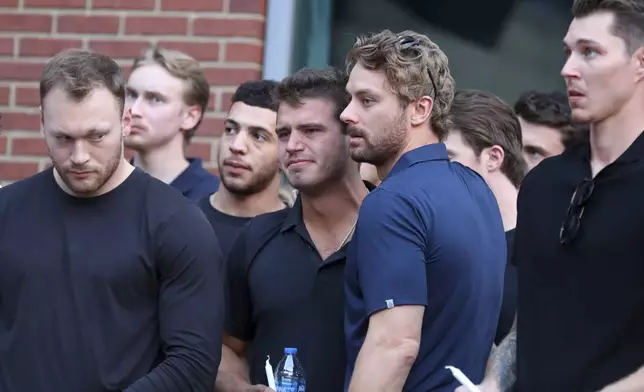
[210,176,285,218]
[589,95,644,177]
[133,141,189,184]
[487,173,518,231]
[376,126,438,180]
[301,171,369,231]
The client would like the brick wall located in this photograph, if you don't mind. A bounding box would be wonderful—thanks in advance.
[0,0,266,184]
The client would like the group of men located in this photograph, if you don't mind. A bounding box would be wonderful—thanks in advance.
[1,0,644,391]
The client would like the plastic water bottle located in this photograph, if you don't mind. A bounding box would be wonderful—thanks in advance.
[274,347,306,392]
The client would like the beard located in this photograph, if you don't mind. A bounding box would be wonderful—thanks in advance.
[348,110,407,165]
[53,139,123,196]
[220,161,280,197]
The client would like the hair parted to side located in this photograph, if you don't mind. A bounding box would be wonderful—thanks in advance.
[40,49,125,114]
[449,89,527,188]
[231,80,280,112]
[514,91,589,150]
[572,0,644,54]
[132,45,210,142]
[346,29,455,141]
[275,66,350,127]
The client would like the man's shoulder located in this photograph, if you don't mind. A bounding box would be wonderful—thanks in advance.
[0,169,53,205]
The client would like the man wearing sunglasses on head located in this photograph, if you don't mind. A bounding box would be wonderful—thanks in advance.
[341,30,506,392]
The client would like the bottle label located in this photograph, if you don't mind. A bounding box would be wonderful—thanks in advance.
[276,379,301,392]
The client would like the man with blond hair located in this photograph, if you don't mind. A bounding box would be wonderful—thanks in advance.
[342,30,506,391]
[125,45,220,201]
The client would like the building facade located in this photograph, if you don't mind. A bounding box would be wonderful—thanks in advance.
[0,0,266,184]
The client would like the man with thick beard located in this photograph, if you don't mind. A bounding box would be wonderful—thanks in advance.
[341,30,506,391]
[198,80,288,260]
[0,49,223,392]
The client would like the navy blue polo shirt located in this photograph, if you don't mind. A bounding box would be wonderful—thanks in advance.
[345,143,506,392]
[171,158,220,202]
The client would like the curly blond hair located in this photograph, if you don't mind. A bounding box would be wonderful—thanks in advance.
[346,29,455,140]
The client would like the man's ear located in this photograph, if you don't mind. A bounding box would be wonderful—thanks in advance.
[181,105,201,132]
[122,108,132,137]
[482,145,505,173]
[409,96,433,127]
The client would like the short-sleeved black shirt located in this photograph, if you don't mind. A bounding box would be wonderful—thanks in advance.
[515,132,644,391]
[225,188,373,392]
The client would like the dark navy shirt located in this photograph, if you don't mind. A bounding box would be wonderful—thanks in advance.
[345,143,506,392]
[0,168,223,392]
[170,158,220,202]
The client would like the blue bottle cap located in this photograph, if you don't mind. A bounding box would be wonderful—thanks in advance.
[284,347,298,355]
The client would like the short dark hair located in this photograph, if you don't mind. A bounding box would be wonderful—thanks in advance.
[449,89,526,188]
[231,80,280,112]
[275,66,350,128]
[572,0,644,54]
[514,90,589,150]
[41,49,125,114]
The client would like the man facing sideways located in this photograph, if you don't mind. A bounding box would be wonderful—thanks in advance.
[341,30,506,392]
[216,67,371,392]
[199,80,288,260]
[445,89,526,348]
[514,90,589,171]
[125,45,220,201]
[475,0,644,391]
[0,49,223,391]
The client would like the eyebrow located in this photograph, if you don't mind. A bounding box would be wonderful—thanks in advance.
[563,38,601,48]
[125,86,165,97]
[226,119,272,135]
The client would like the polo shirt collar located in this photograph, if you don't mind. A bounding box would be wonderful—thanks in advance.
[170,158,208,194]
[576,130,644,165]
[387,143,449,179]
[280,181,377,233]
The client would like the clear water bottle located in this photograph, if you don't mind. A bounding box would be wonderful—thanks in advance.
[274,347,306,392]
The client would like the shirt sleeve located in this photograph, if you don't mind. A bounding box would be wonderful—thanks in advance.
[352,189,429,316]
[223,222,255,341]
[124,204,224,392]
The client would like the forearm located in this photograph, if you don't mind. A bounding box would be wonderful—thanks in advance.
[481,325,517,392]
[215,345,252,392]
[600,365,644,392]
[348,340,419,392]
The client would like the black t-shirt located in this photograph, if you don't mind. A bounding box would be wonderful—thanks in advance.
[0,168,224,392]
[225,197,347,392]
[198,196,252,260]
[515,133,644,391]
[495,229,517,345]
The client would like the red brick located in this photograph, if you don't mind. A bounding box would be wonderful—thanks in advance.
[193,18,263,38]
[0,61,45,82]
[11,136,48,155]
[204,67,259,86]
[161,0,223,11]
[93,0,154,10]
[0,38,14,56]
[208,92,216,110]
[225,42,262,63]
[88,39,150,59]
[24,0,84,8]
[0,162,39,180]
[220,91,234,111]
[229,0,265,14]
[207,167,219,176]
[15,86,40,107]
[1,112,41,132]
[0,0,19,6]
[0,14,52,33]
[57,15,119,34]
[0,86,10,106]
[0,136,6,154]
[20,38,82,57]
[157,41,219,61]
[125,17,188,35]
[186,141,211,160]
[198,116,225,137]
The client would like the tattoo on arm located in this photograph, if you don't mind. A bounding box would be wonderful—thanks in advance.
[488,316,517,391]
